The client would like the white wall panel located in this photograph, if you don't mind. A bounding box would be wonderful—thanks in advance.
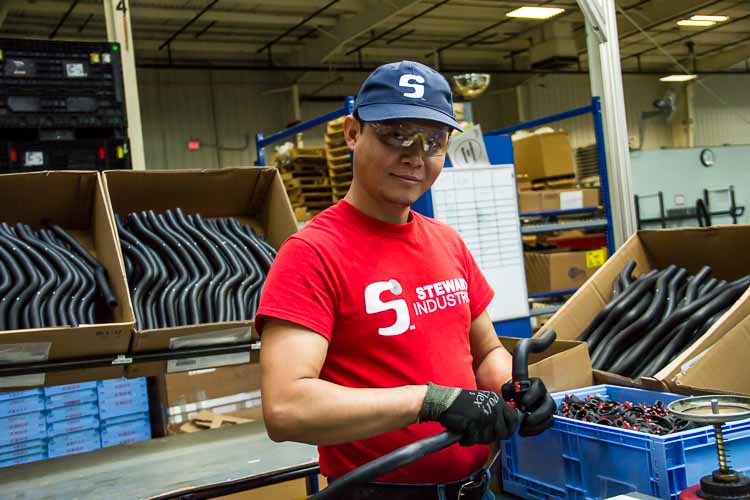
[694,75,750,147]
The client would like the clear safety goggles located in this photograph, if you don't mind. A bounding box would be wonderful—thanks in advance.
[368,121,450,156]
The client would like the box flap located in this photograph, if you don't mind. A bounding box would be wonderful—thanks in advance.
[499,337,593,392]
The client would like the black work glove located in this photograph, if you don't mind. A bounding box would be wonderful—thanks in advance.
[501,378,556,437]
[419,383,519,446]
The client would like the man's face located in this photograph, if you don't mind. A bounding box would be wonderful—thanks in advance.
[344,117,450,209]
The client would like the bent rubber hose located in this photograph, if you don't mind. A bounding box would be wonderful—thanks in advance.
[636,282,748,377]
[585,271,660,352]
[0,227,42,329]
[608,276,749,376]
[217,218,263,321]
[662,268,689,320]
[39,229,82,327]
[0,240,27,331]
[128,212,179,327]
[592,266,676,371]
[115,217,156,330]
[205,218,244,322]
[0,253,11,329]
[621,260,637,288]
[591,289,653,368]
[226,218,266,319]
[50,225,117,310]
[26,225,76,327]
[184,212,228,323]
[699,278,719,296]
[2,224,46,329]
[164,210,212,325]
[237,223,274,272]
[16,224,66,327]
[42,229,97,325]
[147,211,193,326]
[194,215,242,322]
[685,266,712,304]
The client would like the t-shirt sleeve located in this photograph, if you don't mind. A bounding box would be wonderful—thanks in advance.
[461,241,495,320]
[255,237,337,341]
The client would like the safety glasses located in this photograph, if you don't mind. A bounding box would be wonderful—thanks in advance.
[367,121,450,156]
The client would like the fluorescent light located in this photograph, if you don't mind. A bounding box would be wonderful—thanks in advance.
[677,19,716,26]
[691,15,729,22]
[507,6,565,19]
[660,74,698,82]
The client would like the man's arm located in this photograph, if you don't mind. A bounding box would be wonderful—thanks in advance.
[469,311,512,392]
[261,318,427,445]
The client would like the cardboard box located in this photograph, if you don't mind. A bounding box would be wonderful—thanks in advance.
[512,132,575,181]
[498,337,593,393]
[674,313,750,396]
[0,172,133,390]
[540,225,750,392]
[166,362,261,407]
[518,188,599,214]
[102,168,297,377]
[524,249,606,295]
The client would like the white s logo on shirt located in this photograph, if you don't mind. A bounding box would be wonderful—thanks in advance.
[399,74,425,99]
[364,279,411,336]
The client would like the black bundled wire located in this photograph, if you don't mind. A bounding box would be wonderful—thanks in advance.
[0,223,118,331]
[558,394,697,435]
[116,208,275,330]
[578,259,750,378]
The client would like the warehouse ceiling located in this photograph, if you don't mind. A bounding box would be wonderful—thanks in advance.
[2,0,750,79]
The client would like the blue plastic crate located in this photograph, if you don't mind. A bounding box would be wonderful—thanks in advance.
[0,412,46,446]
[44,389,98,410]
[47,415,99,438]
[501,385,750,500]
[46,402,100,424]
[44,381,97,397]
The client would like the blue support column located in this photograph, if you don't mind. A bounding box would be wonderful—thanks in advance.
[592,96,616,256]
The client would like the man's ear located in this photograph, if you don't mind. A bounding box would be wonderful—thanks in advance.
[343,115,359,150]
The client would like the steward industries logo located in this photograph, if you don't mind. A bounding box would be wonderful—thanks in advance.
[364,277,469,336]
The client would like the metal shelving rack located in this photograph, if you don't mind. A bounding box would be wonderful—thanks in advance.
[486,96,616,312]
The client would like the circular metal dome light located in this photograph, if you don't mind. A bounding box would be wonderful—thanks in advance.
[451,73,490,100]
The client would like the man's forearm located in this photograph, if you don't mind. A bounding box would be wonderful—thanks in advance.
[264,380,428,445]
[475,345,513,393]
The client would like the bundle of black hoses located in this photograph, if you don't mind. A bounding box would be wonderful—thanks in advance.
[577,260,750,378]
[0,223,118,330]
[115,208,276,330]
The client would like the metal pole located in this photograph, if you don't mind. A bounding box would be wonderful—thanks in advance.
[580,0,637,247]
[255,133,266,166]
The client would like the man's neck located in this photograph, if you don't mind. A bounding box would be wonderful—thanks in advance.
[344,187,411,225]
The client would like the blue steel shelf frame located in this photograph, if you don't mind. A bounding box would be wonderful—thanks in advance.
[486,96,615,257]
[254,96,355,166]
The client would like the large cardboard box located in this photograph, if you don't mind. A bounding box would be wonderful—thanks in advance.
[498,337,593,393]
[540,225,750,392]
[0,172,134,390]
[518,188,599,214]
[524,249,606,295]
[102,168,297,377]
[512,132,575,181]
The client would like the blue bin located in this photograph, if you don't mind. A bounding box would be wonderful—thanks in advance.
[501,385,750,500]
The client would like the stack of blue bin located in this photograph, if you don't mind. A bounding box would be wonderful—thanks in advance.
[0,377,151,468]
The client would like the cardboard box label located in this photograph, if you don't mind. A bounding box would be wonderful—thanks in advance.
[0,342,51,389]
[560,190,584,210]
[167,352,250,374]
[168,326,252,350]
[586,249,607,268]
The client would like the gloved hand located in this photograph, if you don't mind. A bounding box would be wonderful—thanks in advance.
[501,378,556,437]
[419,383,519,446]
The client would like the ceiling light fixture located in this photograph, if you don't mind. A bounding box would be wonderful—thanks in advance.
[691,15,729,22]
[677,19,716,27]
[506,6,565,19]
[659,74,698,82]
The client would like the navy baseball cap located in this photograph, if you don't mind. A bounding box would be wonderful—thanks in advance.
[353,61,463,132]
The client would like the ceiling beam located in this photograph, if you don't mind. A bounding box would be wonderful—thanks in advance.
[8,0,339,27]
[697,36,750,70]
[289,0,423,64]
[0,2,10,29]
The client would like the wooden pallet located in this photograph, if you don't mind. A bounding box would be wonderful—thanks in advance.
[296,176,330,188]
[330,171,352,184]
[325,131,346,148]
[327,153,351,168]
[326,117,345,134]
[290,148,326,161]
[327,145,350,157]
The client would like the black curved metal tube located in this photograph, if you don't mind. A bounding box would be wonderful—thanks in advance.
[0,240,27,331]
[0,226,43,329]
[16,224,67,327]
[147,211,193,326]
[592,266,677,371]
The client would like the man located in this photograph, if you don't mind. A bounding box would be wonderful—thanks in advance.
[257,61,555,500]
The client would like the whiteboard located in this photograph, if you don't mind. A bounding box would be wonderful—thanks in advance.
[430,165,530,322]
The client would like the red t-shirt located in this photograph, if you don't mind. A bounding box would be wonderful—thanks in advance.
[256,200,494,483]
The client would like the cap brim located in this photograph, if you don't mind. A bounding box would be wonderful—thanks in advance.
[357,103,463,132]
